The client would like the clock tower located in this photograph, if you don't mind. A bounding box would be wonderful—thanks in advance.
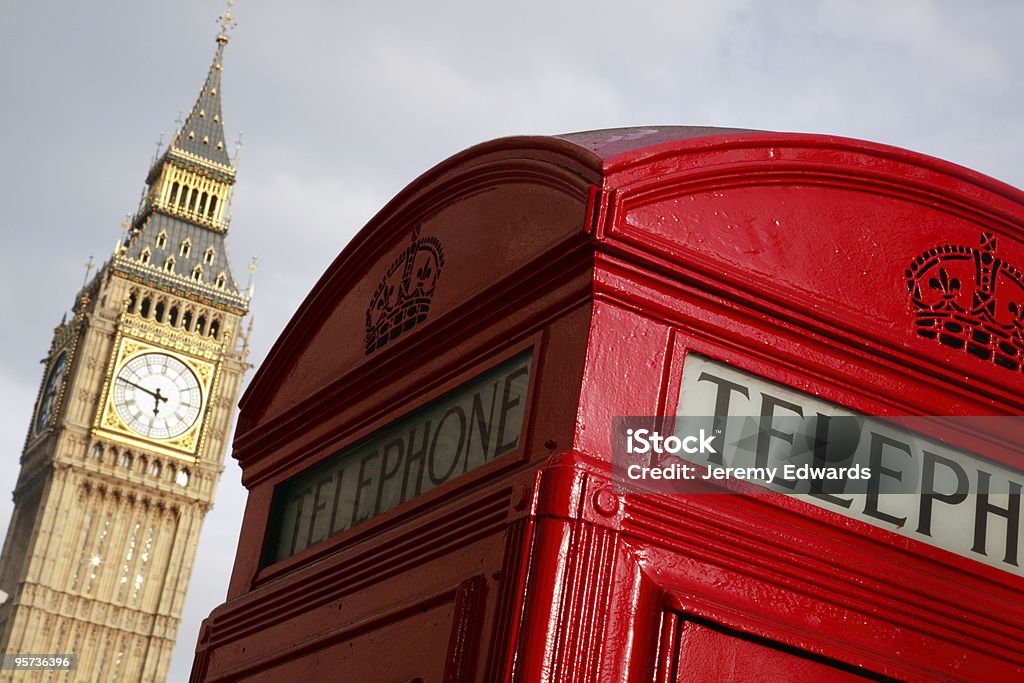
[0,7,252,681]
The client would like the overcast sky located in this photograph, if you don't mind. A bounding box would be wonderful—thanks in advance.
[1,1,1022,680]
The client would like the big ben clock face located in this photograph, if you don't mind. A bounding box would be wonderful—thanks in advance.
[99,337,215,458]
[34,349,69,435]
[113,353,202,439]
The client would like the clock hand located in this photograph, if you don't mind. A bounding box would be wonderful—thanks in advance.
[117,377,170,407]
[118,377,156,396]
[152,387,168,416]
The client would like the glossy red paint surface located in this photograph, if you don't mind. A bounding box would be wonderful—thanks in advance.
[193,127,1024,681]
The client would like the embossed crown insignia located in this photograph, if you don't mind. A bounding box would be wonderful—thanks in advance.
[365,227,446,355]
[906,233,1024,372]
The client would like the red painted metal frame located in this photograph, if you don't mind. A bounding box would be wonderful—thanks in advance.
[192,128,1024,682]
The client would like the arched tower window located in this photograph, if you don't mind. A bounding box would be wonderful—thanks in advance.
[188,189,198,212]
[192,265,203,282]
[156,231,167,249]
[164,257,175,273]
[117,452,132,468]
[180,239,191,257]
[215,273,226,289]
[148,460,162,478]
[90,444,104,461]
[140,297,151,318]
[182,310,193,331]
[207,196,218,218]
[168,305,179,326]
[204,247,216,265]
[126,291,137,313]
[199,192,208,215]
[140,248,151,265]
[178,185,189,208]
[169,181,179,205]
[175,469,190,487]
[154,300,165,323]
[196,315,206,335]
[210,318,221,339]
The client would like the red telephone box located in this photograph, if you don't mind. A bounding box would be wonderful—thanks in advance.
[191,127,1024,682]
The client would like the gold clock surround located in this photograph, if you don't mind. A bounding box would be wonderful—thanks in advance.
[97,336,215,461]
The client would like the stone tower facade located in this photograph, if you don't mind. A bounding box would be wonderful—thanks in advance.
[0,9,251,682]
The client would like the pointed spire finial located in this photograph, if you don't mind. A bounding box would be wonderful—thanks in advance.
[217,0,236,44]
[150,131,165,165]
[246,255,258,298]
[115,215,132,254]
[240,312,256,357]
[82,256,95,287]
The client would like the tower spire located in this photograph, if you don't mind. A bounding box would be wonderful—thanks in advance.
[115,0,247,305]
[171,0,235,168]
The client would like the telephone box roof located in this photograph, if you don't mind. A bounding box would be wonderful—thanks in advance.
[554,125,757,161]
[239,126,1024,433]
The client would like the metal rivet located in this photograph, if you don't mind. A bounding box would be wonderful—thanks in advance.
[593,489,618,517]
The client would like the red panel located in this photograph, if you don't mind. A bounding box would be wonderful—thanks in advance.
[231,599,456,683]
[241,151,597,430]
[506,454,1024,683]
[664,618,876,682]
[598,139,1024,412]
[573,302,672,459]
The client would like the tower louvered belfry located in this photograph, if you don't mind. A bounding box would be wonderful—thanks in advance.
[0,6,252,680]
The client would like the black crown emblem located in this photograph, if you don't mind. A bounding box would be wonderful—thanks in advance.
[906,232,1024,372]
[365,227,445,355]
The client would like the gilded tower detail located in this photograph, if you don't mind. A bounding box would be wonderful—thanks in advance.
[0,8,251,681]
